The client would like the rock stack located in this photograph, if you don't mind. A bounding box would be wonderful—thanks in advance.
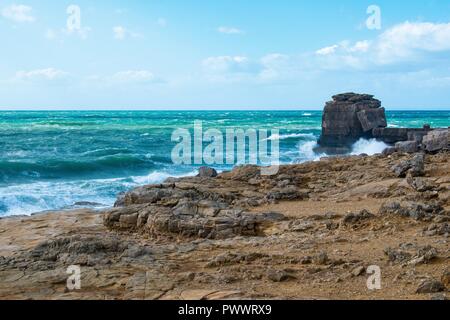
[317,93,387,154]
[317,92,449,155]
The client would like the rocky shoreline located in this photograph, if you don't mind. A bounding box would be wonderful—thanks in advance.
[0,150,449,300]
[316,93,449,154]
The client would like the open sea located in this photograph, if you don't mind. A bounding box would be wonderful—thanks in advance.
[0,110,448,216]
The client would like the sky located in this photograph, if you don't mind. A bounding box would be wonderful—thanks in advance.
[1,0,450,110]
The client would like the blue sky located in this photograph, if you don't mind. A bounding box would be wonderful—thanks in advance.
[1,0,450,109]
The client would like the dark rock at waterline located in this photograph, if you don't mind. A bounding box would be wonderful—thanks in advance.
[317,93,387,154]
[372,127,433,145]
[395,141,419,153]
[73,201,104,207]
[316,93,448,155]
[198,166,218,178]
[423,130,449,153]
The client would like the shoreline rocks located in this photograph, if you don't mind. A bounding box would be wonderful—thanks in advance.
[317,93,386,154]
[0,149,449,300]
[317,93,448,155]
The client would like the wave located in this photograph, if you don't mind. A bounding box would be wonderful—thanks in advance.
[0,169,199,217]
[351,138,388,156]
[298,141,326,161]
[267,133,316,141]
[0,154,155,182]
[131,170,198,185]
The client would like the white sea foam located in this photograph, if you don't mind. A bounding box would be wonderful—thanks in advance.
[267,133,316,141]
[131,170,198,185]
[298,141,326,161]
[351,138,388,156]
[0,170,199,217]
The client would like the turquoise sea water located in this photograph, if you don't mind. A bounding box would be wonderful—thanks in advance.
[0,110,448,216]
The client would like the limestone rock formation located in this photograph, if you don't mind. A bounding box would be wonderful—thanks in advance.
[198,166,218,178]
[317,93,447,155]
[423,130,449,153]
[318,93,386,153]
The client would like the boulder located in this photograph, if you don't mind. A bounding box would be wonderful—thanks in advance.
[390,154,425,178]
[198,167,218,178]
[406,176,437,192]
[372,127,432,145]
[442,270,450,289]
[382,147,396,156]
[267,270,296,282]
[395,141,419,153]
[422,130,449,152]
[416,280,445,294]
[341,209,375,226]
[379,201,444,220]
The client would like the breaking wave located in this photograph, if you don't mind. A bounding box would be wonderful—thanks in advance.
[351,138,388,156]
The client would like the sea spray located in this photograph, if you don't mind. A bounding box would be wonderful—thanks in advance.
[298,141,326,161]
[351,138,389,156]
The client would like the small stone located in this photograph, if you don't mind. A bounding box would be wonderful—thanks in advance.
[342,210,374,225]
[416,280,445,294]
[442,270,450,289]
[431,293,448,301]
[407,176,437,192]
[351,266,366,277]
[267,269,295,282]
[313,252,330,265]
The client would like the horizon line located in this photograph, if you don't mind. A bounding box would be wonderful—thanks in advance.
[1,108,450,111]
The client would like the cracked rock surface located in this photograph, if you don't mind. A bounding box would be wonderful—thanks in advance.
[0,151,449,300]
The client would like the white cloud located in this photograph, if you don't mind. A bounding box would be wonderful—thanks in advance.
[45,29,57,40]
[113,26,142,40]
[218,26,243,34]
[375,21,450,64]
[1,4,35,23]
[111,70,158,83]
[87,71,162,86]
[64,26,92,40]
[113,26,126,40]
[14,68,68,81]
[316,45,339,56]
[259,53,294,81]
[349,40,371,53]
[313,21,450,70]
[202,56,250,73]
[202,54,302,83]
[46,26,92,41]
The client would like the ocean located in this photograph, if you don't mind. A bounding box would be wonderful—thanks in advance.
[0,110,449,217]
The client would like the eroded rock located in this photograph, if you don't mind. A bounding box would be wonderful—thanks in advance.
[391,154,425,178]
[384,244,438,266]
[198,167,218,178]
[416,280,445,294]
[341,209,375,226]
[423,130,449,153]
